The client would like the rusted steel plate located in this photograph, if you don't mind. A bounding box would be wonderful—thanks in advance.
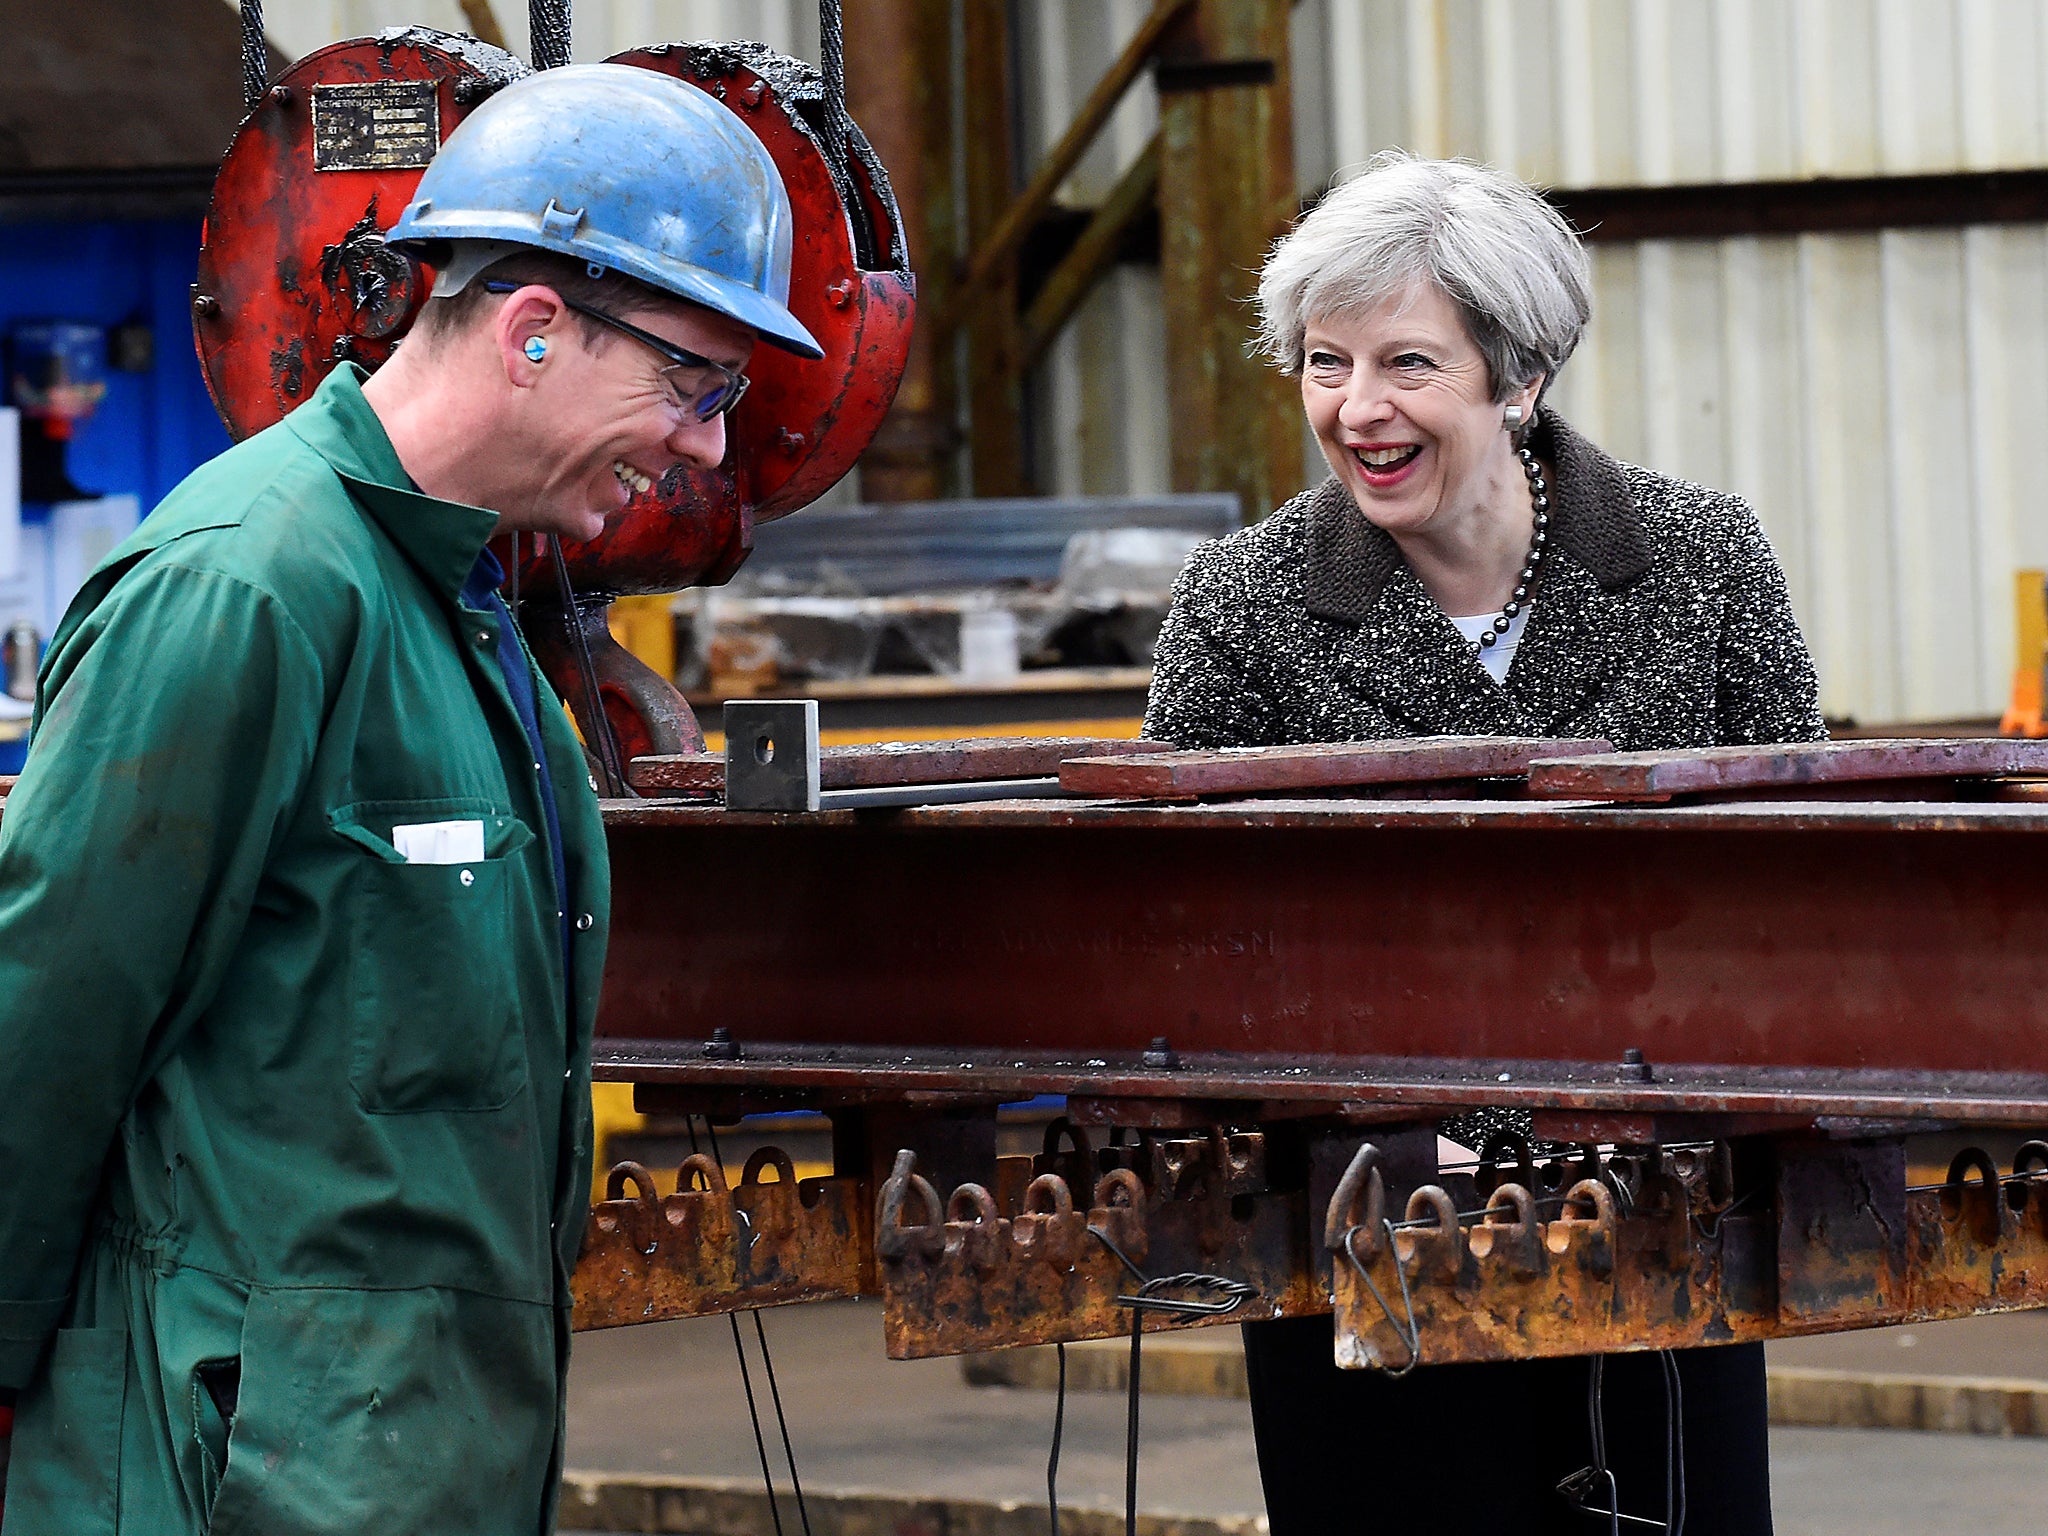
[1907,1145,2048,1318]
[629,736,1156,797]
[1776,1139,1909,1329]
[1330,1144,2048,1369]
[1526,738,2048,802]
[596,801,2048,1109]
[876,1138,1321,1359]
[571,1151,868,1330]
[594,1040,2048,1125]
[602,796,2048,832]
[1057,736,1610,798]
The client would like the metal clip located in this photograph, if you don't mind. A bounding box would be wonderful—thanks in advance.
[539,199,586,239]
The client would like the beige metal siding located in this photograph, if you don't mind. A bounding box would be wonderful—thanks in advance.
[1550,228,2048,723]
[1301,0,2048,186]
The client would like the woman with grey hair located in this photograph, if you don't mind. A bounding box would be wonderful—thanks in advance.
[1145,152,1819,1533]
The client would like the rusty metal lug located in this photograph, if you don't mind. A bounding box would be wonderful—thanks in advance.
[1034,1116,1098,1193]
[1088,1167,1150,1267]
[1011,1173,1086,1269]
[1391,1185,1462,1282]
[2014,1142,2048,1233]
[1152,1126,1267,1200]
[1474,1132,1536,1198]
[741,1145,797,1190]
[1323,1142,1387,1258]
[1467,1183,1546,1275]
[598,1160,664,1257]
[944,1183,1008,1274]
[676,1151,730,1196]
[1544,1179,1618,1278]
[877,1149,945,1265]
[1940,1147,2008,1249]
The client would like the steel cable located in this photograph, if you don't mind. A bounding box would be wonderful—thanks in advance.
[1123,1312,1141,1536]
[698,1118,812,1536]
[239,0,269,107]
[546,535,628,797]
[528,0,573,70]
[1080,1225,1258,1536]
[753,1310,814,1536]
[1046,1341,1066,1536]
[818,0,851,161]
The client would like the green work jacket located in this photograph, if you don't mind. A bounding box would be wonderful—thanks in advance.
[0,366,609,1535]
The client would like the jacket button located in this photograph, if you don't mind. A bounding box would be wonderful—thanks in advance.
[575,912,595,932]
[476,631,492,646]
[587,774,599,793]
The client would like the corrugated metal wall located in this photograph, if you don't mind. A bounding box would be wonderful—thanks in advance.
[246,0,2048,722]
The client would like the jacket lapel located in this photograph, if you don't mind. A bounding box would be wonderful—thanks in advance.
[1502,551,1651,731]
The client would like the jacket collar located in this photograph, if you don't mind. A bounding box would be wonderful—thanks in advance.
[285,364,502,603]
[1301,411,1653,622]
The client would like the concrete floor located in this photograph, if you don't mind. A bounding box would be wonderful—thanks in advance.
[565,1301,2048,1533]
[567,1300,1264,1519]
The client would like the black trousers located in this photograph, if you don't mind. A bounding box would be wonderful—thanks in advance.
[1242,1316,1773,1534]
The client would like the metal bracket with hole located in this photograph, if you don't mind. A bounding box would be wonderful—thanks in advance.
[724,699,822,811]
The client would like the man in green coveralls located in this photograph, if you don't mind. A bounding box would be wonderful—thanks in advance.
[0,64,822,1534]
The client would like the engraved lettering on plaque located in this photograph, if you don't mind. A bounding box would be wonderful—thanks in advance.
[312,81,441,172]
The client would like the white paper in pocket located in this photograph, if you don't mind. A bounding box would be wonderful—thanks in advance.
[391,819,486,866]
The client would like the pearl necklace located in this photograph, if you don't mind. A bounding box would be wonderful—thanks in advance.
[1474,446,1550,652]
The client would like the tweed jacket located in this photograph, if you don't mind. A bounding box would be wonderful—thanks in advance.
[1143,413,1826,752]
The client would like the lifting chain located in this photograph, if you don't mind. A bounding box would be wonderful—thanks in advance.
[239,0,269,108]
[528,0,573,70]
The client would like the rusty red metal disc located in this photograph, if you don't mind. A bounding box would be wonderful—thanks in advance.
[192,29,526,436]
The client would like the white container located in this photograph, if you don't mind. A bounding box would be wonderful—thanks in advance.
[957,605,1021,683]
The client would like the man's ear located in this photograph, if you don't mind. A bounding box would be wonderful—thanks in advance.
[490,285,568,389]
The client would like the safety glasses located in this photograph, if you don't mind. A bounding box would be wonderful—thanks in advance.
[482,280,751,421]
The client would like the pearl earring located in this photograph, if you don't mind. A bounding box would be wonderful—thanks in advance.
[523,337,549,364]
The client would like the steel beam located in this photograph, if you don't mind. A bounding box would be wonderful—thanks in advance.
[597,799,2048,1112]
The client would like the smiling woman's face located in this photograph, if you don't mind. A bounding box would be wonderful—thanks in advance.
[1300,282,1534,540]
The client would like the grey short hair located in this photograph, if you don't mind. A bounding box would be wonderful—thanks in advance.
[1255,151,1592,403]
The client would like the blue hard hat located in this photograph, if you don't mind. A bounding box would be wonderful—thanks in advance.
[387,63,823,359]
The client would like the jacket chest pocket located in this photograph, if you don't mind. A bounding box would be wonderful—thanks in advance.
[331,799,540,1114]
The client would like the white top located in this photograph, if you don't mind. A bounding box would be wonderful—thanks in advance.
[1449,604,1531,684]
